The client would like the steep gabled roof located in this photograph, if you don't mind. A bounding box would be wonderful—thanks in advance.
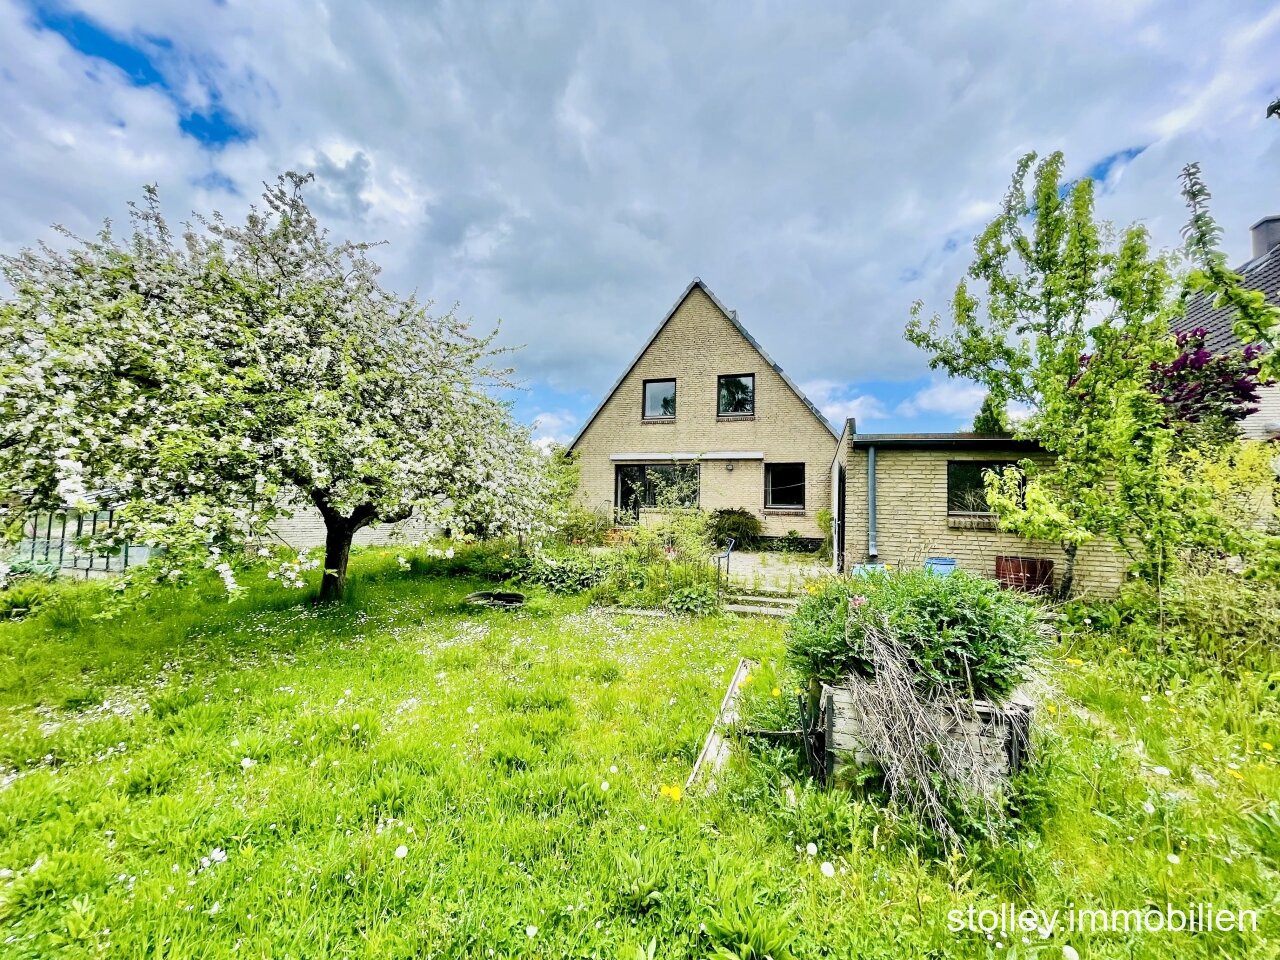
[569,278,837,449]
[1176,237,1280,353]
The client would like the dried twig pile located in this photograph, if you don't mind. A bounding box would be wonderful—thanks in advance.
[840,619,1022,849]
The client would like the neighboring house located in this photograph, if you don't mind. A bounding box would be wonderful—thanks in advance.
[1175,214,1280,440]
[828,426,1125,594]
[569,279,838,541]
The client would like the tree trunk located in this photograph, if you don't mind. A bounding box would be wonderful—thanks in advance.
[1055,541,1078,601]
[318,517,356,604]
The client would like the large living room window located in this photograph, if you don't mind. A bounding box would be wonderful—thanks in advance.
[946,461,1018,514]
[764,462,805,510]
[615,463,699,519]
[643,379,676,419]
[717,373,755,415]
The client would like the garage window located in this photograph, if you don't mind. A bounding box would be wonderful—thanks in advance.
[946,461,1018,514]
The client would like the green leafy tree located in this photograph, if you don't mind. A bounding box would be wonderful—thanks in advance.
[1179,162,1280,380]
[0,174,547,602]
[907,152,1190,596]
[971,392,1010,434]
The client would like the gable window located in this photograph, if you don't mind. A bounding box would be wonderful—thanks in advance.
[764,462,805,510]
[946,461,1018,514]
[643,379,676,419]
[717,373,755,416]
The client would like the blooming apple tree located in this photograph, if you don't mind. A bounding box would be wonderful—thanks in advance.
[0,173,548,602]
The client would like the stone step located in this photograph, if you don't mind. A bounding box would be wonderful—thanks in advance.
[724,603,793,618]
[723,593,800,607]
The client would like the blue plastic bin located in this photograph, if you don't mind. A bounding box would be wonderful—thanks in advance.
[925,557,957,576]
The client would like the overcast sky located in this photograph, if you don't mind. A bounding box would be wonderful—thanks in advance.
[3,1,1278,445]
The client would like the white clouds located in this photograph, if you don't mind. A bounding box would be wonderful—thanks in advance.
[896,380,987,422]
[801,380,889,428]
[2,0,1279,425]
[530,410,580,452]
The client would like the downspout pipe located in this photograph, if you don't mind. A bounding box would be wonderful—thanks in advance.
[867,445,878,558]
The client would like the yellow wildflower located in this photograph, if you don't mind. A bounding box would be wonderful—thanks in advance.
[1262,742,1274,752]
[1045,703,1057,715]
[1065,657,1085,667]
[1227,769,1245,781]
[771,687,782,698]
[659,784,682,802]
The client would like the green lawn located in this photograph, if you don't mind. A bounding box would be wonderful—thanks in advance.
[0,550,1276,958]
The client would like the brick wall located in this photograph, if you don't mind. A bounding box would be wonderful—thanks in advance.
[842,447,1126,595]
[572,284,837,538]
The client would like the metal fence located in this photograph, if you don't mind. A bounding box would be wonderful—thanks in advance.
[18,510,154,576]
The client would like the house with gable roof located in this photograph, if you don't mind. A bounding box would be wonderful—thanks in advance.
[568,279,838,541]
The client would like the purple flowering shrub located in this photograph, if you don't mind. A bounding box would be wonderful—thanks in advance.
[1149,328,1265,437]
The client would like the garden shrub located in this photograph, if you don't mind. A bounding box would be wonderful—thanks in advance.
[707,508,763,549]
[666,581,721,617]
[787,570,1045,701]
[0,578,58,619]
[519,549,619,593]
[759,530,820,553]
[410,540,619,594]
[555,505,613,546]
[0,557,61,618]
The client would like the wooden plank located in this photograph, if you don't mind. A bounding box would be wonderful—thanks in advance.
[686,658,756,795]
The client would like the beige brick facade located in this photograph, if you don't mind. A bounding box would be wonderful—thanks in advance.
[570,281,837,539]
[837,434,1125,596]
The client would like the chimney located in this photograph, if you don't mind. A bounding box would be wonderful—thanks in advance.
[1253,215,1280,258]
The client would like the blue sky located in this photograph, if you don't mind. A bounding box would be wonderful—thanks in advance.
[3,1,1279,448]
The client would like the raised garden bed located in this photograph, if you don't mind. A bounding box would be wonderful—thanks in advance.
[814,680,1033,787]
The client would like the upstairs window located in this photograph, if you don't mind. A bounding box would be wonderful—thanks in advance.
[643,379,676,419]
[946,461,1018,514]
[765,462,805,510]
[717,373,755,415]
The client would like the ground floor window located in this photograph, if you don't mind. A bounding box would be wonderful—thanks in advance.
[764,462,805,510]
[615,463,700,519]
[946,461,1018,514]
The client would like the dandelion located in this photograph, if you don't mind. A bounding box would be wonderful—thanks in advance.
[394,845,408,859]
[1151,765,1171,777]
[609,765,618,774]
[659,784,683,802]
[1142,801,1156,815]
[1062,946,1080,960]
[1262,742,1274,752]
[600,781,610,792]
[1167,853,1180,865]
[820,861,835,878]
[771,687,782,698]
[526,925,538,938]
[240,757,254,770]
[1065,657,1084,667]
[1141,695,1151,703]
[209,848,227,864]
[805,842,817,856]
[207,901,220,915]
[1227,769,1244,780]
